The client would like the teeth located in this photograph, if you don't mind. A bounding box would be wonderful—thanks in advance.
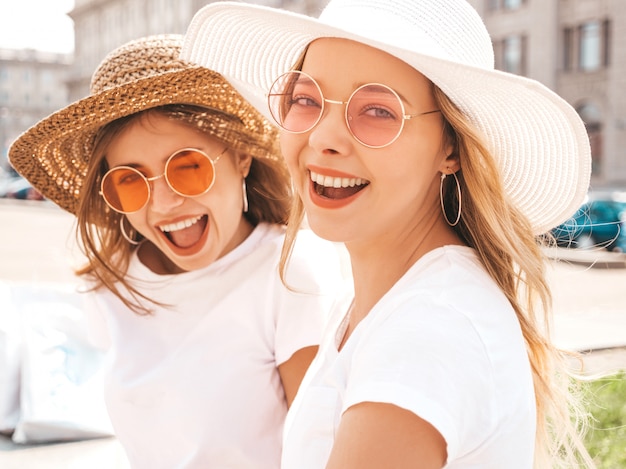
[159,215,202,233]
[310,171,365,188]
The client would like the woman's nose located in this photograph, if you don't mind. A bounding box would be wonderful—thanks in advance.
[307,101,353,155]
[149,175,185,211]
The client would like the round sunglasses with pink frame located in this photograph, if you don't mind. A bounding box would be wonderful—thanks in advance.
[267,70,440,148]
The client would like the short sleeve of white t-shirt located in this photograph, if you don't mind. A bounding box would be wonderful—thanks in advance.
[273,227,350,364]
[282,246,536,469]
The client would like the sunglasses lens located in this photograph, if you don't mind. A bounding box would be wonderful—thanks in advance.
[166,150,216,196]
[268,71,323,133]
[101,167,149,213]
[347,84,405,148]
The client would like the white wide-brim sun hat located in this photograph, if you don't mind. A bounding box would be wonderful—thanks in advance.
[182,0,591,235]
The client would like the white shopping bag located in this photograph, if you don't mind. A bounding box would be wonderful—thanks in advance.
[10,283,114,444]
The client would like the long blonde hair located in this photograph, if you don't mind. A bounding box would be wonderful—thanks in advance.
[433,87,594,468]
[279,83,594,467]
[76,104,292,314]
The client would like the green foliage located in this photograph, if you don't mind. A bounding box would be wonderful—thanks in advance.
[582,372,626,468]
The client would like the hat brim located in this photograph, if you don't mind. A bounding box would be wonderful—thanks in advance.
[182,2,591,235]
[9,66,276,214]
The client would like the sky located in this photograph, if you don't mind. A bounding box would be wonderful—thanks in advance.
[0,0,75,54]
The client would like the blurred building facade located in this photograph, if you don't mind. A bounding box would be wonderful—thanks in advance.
[67,0,326,102]
[0,49,71,173]
[467,0,626,187]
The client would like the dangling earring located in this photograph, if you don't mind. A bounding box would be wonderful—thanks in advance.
[242,178,249,213]
[440,171,462,227]
[120,216,141,245]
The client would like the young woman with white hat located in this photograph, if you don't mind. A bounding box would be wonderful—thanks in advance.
[9,34,347,468]
[182,1,595,468]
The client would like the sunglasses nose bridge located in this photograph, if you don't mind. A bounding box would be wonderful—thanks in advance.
[319,97,351,132]
[322,97,347,119]
[324,98,345,106]
[146,170,188,212]
[145,172,177,194]
[144,172,165,183]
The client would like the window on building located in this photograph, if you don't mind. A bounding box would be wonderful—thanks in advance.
[563,19,611,73]
[488,0,525,11]
[503,0,524,9]
[493,39,503,70]
[602,19,611,67]
[579,21,601,71]
[577,103,603,175]
[563,27,574,71]
[41,70,53,84]
[502,35,526,75]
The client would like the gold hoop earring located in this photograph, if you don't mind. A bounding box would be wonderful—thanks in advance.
[440,171,462,227]
[120,216,141,245]
[242,178,249,213]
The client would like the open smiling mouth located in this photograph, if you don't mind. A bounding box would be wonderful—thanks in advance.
[310,171,369,199]
[158,214,208,250]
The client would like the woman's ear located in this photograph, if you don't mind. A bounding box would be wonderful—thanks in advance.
[236,151,253,177]
[439,150,460,174]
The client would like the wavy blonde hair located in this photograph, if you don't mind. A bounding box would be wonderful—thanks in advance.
[76,104,291,315]
[279,78,594,467]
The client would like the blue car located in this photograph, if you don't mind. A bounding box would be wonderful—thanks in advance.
[551,194,626,252]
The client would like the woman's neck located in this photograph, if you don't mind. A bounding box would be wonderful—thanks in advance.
[137,242,186,275]
[345,215,463,336]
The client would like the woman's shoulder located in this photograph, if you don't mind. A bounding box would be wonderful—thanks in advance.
[373,246,517,339]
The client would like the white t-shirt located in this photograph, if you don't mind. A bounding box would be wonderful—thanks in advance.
[89,223,349,469]
[282,246,536,469]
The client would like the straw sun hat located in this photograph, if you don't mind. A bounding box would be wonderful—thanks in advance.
[8,34,281,215]
[182,0,592,235]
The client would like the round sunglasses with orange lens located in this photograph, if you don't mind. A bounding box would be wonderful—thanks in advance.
[100,147,226,213]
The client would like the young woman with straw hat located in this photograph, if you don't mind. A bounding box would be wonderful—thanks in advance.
[9,34,347,468]
[182,1,595,468]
